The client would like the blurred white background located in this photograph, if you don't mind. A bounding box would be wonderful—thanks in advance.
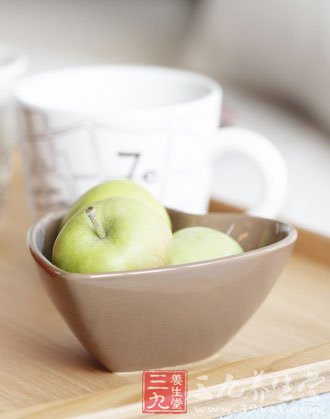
[0,0,193,70]
[0,0,329,235]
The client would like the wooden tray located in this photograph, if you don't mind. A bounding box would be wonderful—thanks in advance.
[0,154,329,418]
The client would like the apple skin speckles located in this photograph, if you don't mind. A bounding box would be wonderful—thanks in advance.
[52,197,172,274]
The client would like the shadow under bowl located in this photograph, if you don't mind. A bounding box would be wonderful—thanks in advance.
[27,209,297,372]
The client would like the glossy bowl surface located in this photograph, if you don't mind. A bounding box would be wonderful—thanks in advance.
[28,209,297,371]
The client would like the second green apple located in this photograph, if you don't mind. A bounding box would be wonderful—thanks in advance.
[171,226,243,266]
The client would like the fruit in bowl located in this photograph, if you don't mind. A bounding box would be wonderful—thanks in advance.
[53,180,244,273]
[28,205,297,371]
[33,180,297,372]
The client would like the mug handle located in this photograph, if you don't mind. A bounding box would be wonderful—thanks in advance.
[212,127,287,217]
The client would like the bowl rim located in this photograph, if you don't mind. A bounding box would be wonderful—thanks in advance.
[27,209,298,282]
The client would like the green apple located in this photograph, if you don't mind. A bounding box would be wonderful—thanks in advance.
[61,179,171,229]
[52,197,172,273]
[171,226,243,265]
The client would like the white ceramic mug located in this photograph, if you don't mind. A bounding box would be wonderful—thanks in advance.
[16,65,286,218]
[0,47,26,214]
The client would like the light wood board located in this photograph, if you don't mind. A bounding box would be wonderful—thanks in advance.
[0,153,329,418]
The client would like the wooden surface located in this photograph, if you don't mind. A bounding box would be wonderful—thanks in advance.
[0,153,330,418]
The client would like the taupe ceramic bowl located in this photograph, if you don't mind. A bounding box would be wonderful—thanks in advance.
[28,209,297,372]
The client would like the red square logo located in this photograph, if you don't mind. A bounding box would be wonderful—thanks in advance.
[142,370,188,414]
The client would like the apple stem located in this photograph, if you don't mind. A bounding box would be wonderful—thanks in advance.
[85,206,107,239]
